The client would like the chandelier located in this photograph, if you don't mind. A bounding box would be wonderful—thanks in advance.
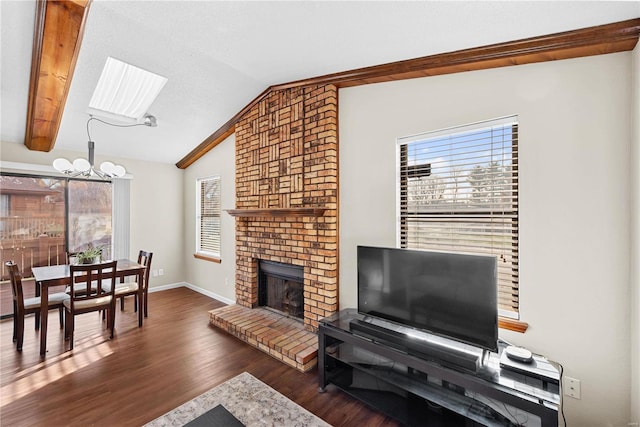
[53,115,157,179]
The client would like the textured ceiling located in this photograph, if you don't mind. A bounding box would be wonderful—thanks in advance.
[1,1,639,165]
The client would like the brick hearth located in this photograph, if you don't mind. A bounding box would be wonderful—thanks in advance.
[209,305,318,372]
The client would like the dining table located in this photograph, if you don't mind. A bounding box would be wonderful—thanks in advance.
[32,259,146,356]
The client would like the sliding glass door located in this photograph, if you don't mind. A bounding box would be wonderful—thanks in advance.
[0,174,113,318]
[68,180,112,259]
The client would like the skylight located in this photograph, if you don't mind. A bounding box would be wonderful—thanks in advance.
[87,57,167,123]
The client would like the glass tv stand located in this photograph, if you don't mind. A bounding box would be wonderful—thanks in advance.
[318,309,560,426]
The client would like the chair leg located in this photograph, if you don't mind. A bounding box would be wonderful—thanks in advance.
[65,310,71,340]
[120,296,125,311]
[59,307,64,329]
[134,295,138,312]
[68,314,75,350]
[12,303,17,342]
[34,311,40,330]
[16,313,25,351]
[109,305,115,339]
[144,291,148,318]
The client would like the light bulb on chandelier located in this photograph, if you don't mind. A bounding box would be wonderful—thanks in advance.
[53,115,157,179]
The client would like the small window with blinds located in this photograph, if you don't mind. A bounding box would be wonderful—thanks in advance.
[196,176,221,258]
[397,116,519,317]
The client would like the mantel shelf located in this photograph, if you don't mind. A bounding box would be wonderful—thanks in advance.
[225,207,326,218]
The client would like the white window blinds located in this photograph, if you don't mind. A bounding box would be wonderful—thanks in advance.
[196,176,221,257]
[397,116,519,316]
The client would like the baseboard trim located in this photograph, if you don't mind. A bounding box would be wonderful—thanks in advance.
[147,282,184,292]
[148,282,236,305]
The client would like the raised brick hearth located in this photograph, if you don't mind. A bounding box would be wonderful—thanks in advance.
[209,305,318,372]
[209,84,339,371]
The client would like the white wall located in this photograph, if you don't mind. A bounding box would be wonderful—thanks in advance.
[0,141,185,289]
[126,157,184,289]
[182,134,236,303]
[339,53,633,426]
[631,44,640,425]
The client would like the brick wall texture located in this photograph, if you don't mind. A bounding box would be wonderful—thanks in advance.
[234,84,338,332]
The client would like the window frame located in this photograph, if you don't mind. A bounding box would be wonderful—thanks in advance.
[396,116,525,330]
[67,178,114,259]
[0,172,115,257]
[195,175,222,263]
[0,172,119,319]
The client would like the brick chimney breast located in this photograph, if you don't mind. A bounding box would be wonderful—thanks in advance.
[233,85,339,332]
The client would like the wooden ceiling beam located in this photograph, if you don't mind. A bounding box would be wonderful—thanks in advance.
[176,18,640,169]
[24,0,91,152]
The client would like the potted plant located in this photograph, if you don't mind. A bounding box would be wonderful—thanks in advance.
[75,245,103,264]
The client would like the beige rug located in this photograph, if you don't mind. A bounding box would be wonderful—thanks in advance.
[145,372,331,427]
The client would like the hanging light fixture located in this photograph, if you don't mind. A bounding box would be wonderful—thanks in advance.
[53,115,157,179]
[55,57,165,179]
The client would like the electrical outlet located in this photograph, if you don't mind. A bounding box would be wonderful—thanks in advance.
[159,268,164,276]
[563,376,581,399]
[152,269,158,277]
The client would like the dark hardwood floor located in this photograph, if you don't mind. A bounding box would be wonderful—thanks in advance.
[0,287,398,427]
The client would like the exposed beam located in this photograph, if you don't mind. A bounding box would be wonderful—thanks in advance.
[277,18,640,89]
[24,0,91,152]
[177,18,640,169]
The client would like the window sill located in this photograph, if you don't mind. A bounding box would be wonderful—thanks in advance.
[498,317,528,333]
[194,253,221,264]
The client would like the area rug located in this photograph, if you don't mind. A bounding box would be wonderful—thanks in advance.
[144,372,331,427]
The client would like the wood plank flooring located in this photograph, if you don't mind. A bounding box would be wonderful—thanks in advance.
[0,287,398,427]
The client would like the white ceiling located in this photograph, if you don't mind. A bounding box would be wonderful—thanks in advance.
[1,1,639,165]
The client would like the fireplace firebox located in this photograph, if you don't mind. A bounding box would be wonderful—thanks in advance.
[258,260,304,320]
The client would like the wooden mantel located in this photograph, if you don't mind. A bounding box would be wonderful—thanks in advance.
[225,207,327,218]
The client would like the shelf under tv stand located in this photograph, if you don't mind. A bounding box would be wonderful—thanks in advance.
[318,309,560,427]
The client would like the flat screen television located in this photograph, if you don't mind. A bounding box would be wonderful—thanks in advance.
[357,246,498,352]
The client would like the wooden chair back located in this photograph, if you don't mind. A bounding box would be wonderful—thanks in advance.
[68,261,117,310]
[65,260,117,349]
[138,250,153,290]
[5,261,25,311]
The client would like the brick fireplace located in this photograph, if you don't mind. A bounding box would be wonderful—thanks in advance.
[209,84,338,371]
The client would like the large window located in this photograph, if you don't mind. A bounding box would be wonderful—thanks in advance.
[398,116,519,317]
[0,174,114,317]
[196,176,221,259]
[0,176,67,277]
[68,180,113,257]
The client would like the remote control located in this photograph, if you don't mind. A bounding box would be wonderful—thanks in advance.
[504,345,533,363]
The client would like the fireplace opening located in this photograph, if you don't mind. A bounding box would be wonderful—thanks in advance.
[258,260,304,320]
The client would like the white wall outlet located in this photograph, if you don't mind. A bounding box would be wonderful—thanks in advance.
[158,268,164,276]
[152,269,158,277]
[563,376,581,399]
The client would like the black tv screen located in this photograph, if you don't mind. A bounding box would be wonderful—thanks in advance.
[357,246,498,352]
